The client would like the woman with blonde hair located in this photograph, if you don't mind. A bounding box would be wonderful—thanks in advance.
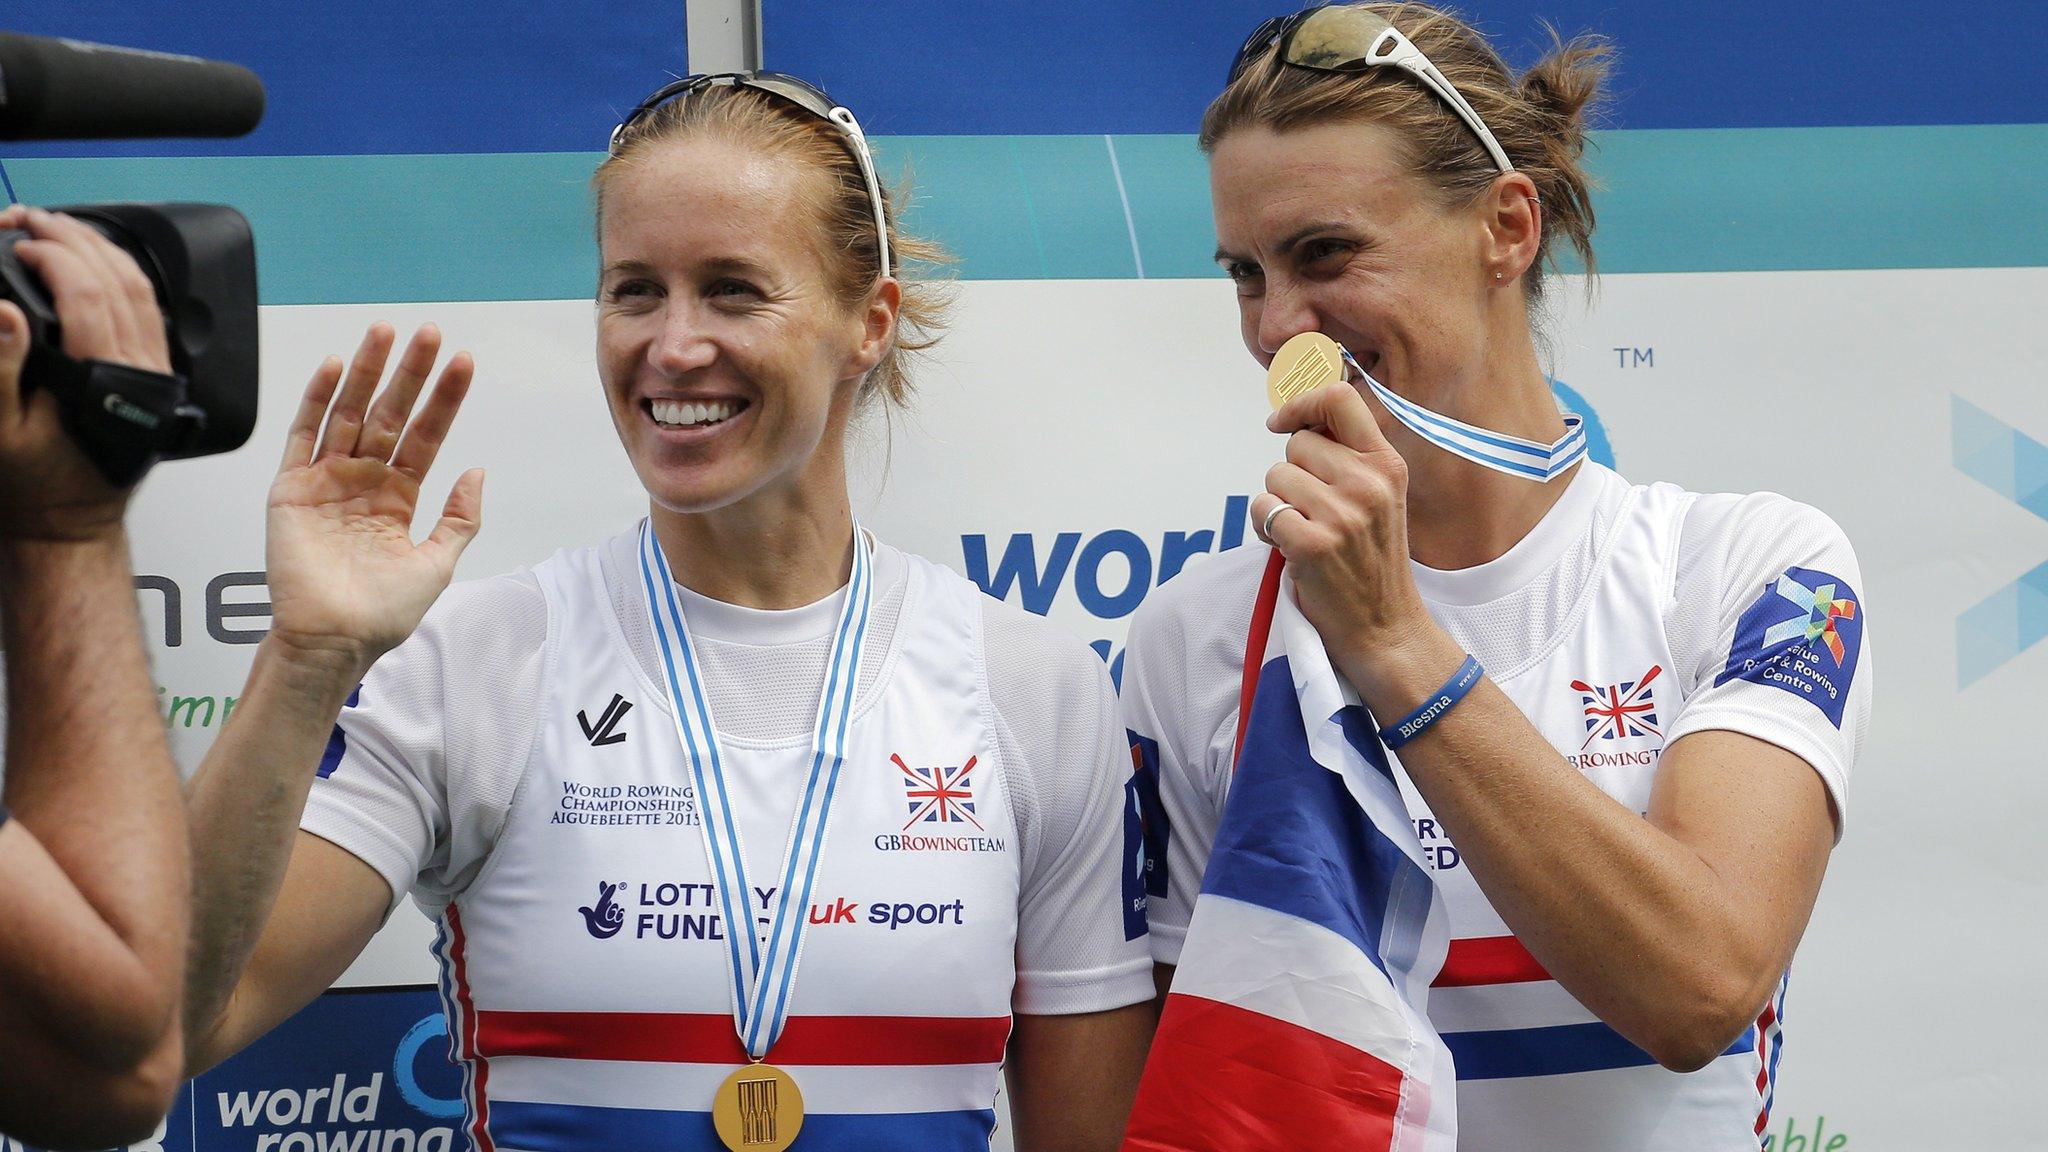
[182,72,1153,1151]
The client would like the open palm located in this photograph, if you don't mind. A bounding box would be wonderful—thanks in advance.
[266,323,484,676]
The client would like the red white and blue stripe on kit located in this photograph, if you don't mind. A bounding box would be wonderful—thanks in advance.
[1126,553,1457,1152]
[1429,932,1769,1078]
[433,907,1007,1151]
[1752,975,1788,1139]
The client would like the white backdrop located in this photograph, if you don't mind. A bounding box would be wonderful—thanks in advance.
[100,267,2048,1149]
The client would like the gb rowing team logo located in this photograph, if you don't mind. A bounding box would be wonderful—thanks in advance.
[895,753,982,829]
[1572,664,1663,750]
[874,753,1006,854]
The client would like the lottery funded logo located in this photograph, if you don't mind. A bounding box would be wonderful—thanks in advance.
[1715,566,1863,728]
[1412,815,1462,872]
[550,779,699,828]
[579,880,626,939]
[578,878,971,941]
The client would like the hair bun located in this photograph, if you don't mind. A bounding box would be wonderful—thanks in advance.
[1518,28,1614,158]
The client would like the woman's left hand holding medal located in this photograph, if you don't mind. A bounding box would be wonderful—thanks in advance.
[264,322,485,683]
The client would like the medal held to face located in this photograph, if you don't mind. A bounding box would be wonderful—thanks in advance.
[1261,331,1589,479]
[713,1063,805,1151]
[1265,331,1347,411]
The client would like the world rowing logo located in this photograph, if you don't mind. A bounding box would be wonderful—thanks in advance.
[894,753,983,830]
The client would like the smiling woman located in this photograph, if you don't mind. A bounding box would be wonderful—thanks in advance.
[178,70,1157,1152]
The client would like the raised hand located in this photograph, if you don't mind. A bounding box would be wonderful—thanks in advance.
[264,322,484,678]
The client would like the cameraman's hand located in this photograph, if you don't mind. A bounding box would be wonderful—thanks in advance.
[0,204,174,541]
[264,322,484,681]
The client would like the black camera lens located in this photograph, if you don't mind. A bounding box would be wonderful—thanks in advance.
[0,203,258,477]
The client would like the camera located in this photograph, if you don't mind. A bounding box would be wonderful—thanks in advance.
[0,204,258,485]
[0,31,265,485]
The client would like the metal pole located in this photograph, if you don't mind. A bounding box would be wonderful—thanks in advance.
[686,0,764,74]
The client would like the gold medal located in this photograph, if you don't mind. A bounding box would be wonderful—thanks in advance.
[1265,331,1346,412]
[713,1062,805,1151]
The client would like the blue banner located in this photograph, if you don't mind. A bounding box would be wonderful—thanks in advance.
[764,0,2048,134]
[0,1,686,157]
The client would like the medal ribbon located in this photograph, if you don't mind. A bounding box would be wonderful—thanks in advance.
[637,519,875,1060]
[1338,347,1587,482]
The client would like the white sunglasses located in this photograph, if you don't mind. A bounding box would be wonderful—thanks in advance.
[611,71,893,278]
[1231,5,1515,174]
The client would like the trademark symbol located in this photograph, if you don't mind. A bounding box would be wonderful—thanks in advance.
[1612,346,1654,368]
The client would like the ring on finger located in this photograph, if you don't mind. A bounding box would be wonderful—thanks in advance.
[1260,501,1298,541]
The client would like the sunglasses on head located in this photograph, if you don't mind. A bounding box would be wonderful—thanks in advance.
[610,71,893,277]
[1228,5,1514,174]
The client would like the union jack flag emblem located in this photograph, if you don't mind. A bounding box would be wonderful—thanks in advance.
[1570,664,1664,749]
[895,753,983,830]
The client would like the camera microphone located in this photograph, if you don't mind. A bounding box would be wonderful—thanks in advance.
[0,32,264,141]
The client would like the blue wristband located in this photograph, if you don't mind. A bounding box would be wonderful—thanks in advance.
[1379,655,1485,750]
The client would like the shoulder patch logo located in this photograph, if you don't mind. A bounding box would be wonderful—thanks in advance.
[1715,567,1864,727]
[1128,731,1170,900]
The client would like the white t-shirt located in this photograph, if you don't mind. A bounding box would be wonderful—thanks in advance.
[303,527,1152,1149]
[1126,462,1871,1152]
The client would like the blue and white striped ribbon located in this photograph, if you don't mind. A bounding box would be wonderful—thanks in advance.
[637,519,875,1060]
[1338,347,1587,482]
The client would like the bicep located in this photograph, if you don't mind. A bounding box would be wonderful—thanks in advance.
[194,831,392,1070]
[1006,1004,1156,1152]
[1647,729,1836,978]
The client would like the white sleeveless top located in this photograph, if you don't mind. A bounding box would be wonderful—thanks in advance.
[306,528,1153,1152]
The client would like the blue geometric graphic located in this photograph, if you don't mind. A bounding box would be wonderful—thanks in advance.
[1715,568,1863,728]
[1951,395,2048,688]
